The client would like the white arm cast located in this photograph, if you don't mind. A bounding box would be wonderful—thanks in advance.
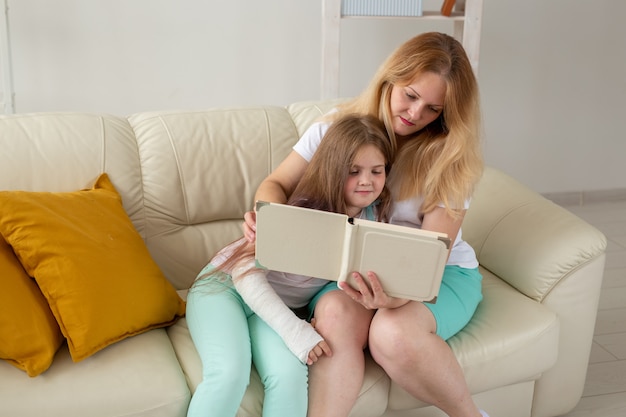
[232,262,323,364]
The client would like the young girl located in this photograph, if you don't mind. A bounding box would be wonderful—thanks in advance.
[185,114,394,417]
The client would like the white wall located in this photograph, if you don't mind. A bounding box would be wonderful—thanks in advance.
[3,0,625,195]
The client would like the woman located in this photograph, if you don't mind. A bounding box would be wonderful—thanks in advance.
[243,32,488,417]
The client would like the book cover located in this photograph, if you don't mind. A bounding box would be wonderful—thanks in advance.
[255,202,450,302]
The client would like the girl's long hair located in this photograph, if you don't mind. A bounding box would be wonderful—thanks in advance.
[214,114,394,276]
[327,32,483,218]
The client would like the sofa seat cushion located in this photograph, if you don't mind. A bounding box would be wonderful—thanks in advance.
[167,293,390,417]
[386,270,560,410]
[0,329,190,417]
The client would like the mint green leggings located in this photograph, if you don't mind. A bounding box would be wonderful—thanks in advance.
[186,269,308,417]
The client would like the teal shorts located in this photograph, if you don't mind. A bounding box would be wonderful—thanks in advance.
[308,265,483,341]
[308,281,340,319]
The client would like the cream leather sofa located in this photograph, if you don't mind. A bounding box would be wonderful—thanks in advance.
[0,100,607,417]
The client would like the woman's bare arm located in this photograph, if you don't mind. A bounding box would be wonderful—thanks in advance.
[421,206,465,254]
[255,150,309,203]
[243,150,310,242]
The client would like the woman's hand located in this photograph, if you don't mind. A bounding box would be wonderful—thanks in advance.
[307,339,332,365]
[339,271,410,310]
[242,210,257,243]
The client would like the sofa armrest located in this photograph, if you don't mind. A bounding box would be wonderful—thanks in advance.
[463,167,606,302]
[463,166,607,417]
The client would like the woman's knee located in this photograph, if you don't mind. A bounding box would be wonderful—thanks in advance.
[369,310,402,359]
[315,290,361,318]
[313,290,373,345]
[369,304,435,361]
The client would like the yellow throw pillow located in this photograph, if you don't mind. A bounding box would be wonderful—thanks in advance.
[0,174,186,362]
[0,237,64,376]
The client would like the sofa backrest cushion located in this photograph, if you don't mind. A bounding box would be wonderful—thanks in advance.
[0,113,146,235]
[127,107,302,289]
[286,98,347,137]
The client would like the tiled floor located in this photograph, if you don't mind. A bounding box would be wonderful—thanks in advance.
[558,200,626,417]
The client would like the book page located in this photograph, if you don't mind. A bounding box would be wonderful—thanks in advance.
[255,202,347,281]
[341,218,449,301]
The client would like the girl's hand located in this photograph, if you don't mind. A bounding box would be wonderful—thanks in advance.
[243,210,257,242]
[339,271,409,310]
[307,340,332,365]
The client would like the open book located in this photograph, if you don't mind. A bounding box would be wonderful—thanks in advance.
[255,202,451,302]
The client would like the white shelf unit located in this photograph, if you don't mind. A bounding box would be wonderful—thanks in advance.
[0,0,14,114]
[321,0,483,99]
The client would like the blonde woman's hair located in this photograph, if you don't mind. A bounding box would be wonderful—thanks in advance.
[328,32,483,218]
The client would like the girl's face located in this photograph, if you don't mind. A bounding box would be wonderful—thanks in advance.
[389,71,446,139]
[344,144,387,218]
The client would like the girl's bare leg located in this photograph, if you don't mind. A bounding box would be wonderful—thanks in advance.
[369,302,483,417]
[307,290,375,417]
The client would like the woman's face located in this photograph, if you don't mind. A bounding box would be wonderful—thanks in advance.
[389,71,446,138]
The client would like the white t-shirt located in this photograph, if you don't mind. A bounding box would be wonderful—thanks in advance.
[293,120,479,269]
